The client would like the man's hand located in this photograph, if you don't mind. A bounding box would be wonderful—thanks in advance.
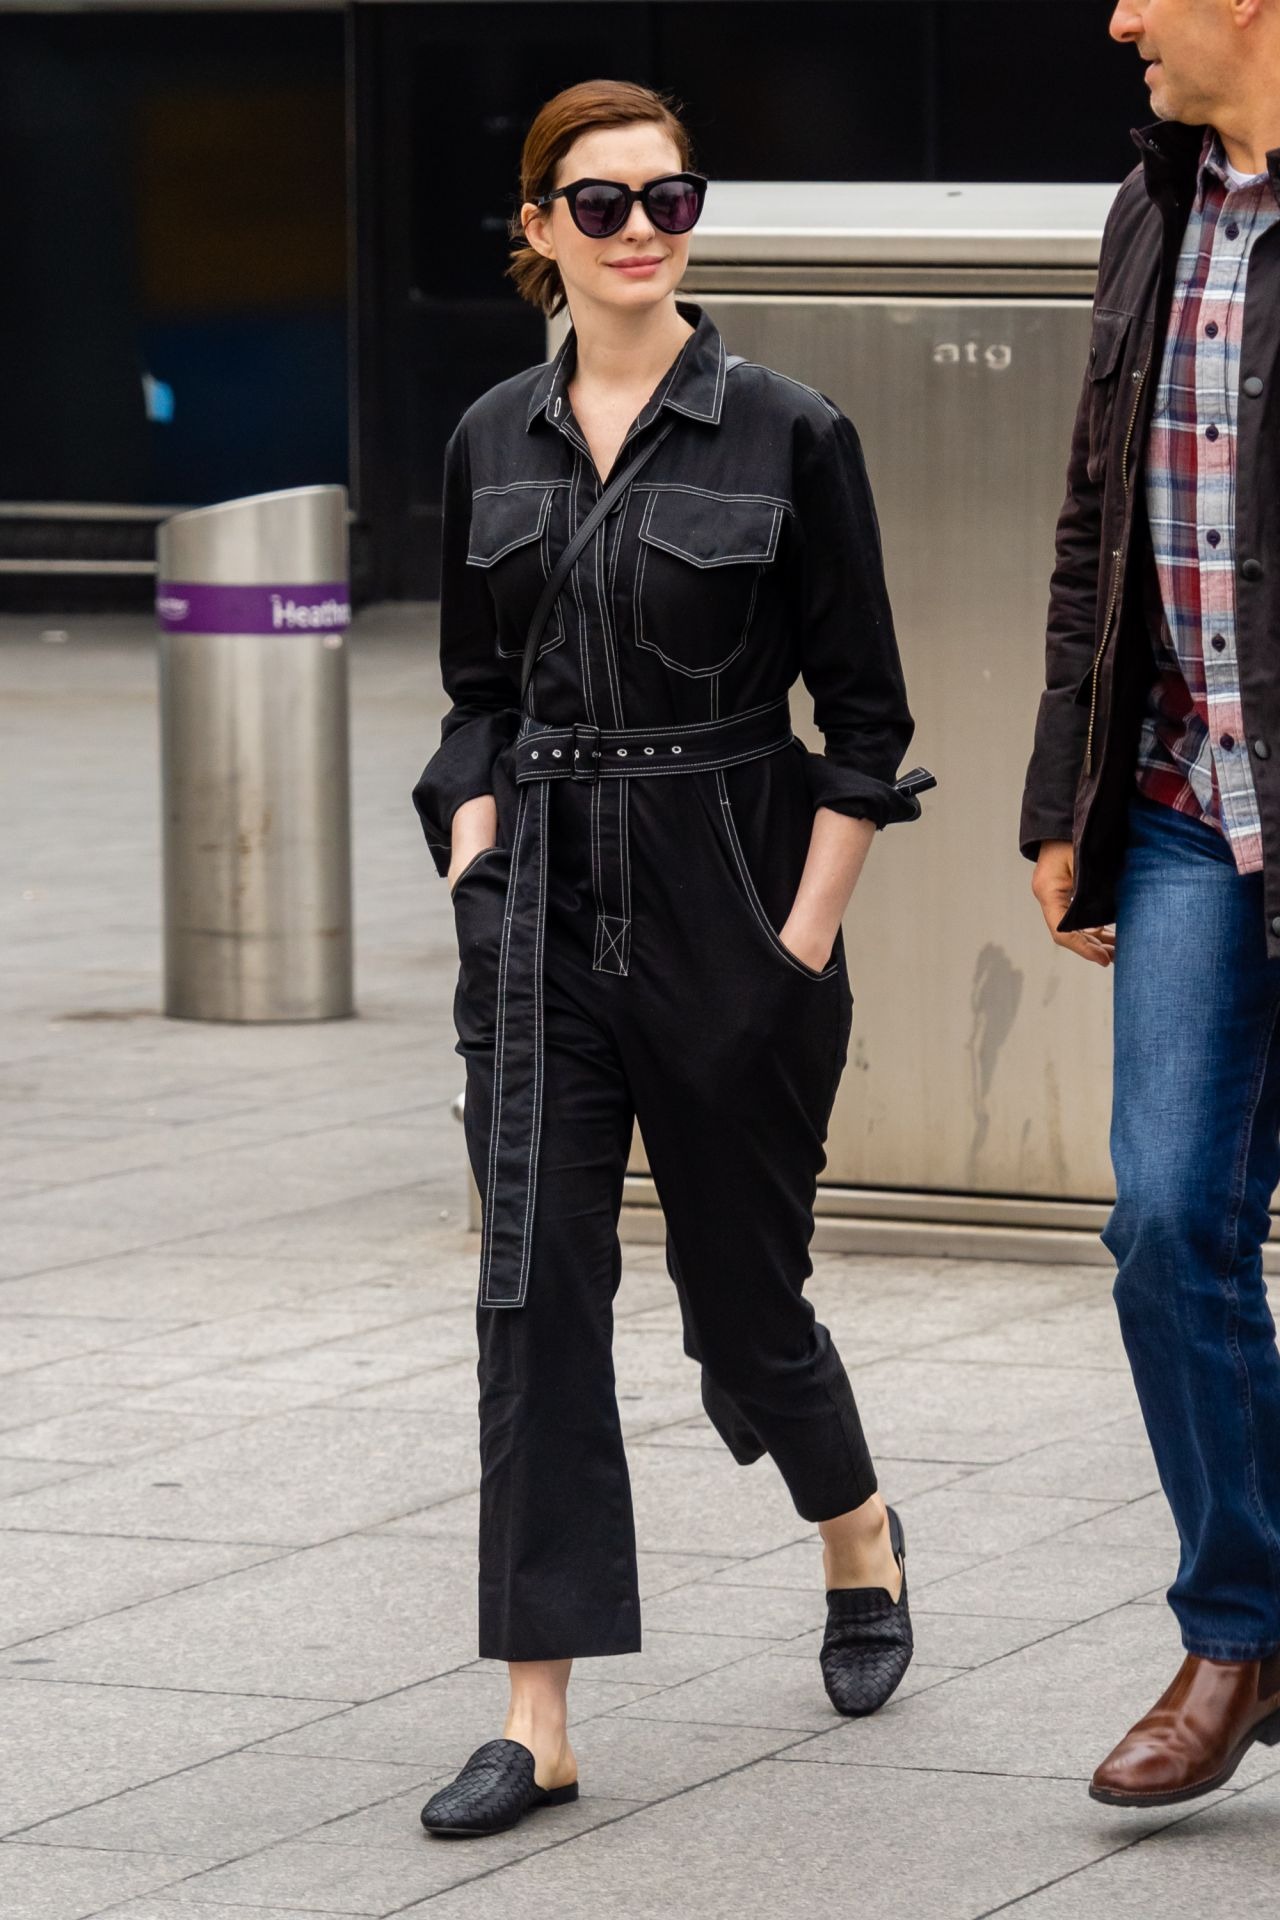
[1032,840,1115,968]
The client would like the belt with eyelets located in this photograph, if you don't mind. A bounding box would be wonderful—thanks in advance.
[477,699,795,1310]
[513,699,794,786]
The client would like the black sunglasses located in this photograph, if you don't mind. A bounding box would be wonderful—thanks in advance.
[535,172,707,240]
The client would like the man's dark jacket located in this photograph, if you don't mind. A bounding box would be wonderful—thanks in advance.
[1020,119,1280,955]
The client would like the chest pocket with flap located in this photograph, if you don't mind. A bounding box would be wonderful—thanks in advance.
[466,481,567,658]
[632,487,786,678]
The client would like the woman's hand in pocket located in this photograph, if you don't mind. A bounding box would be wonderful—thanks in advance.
[448,794,499,895]
[777,908,838,973]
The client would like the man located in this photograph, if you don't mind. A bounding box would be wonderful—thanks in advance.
[1022,0,1280,1806]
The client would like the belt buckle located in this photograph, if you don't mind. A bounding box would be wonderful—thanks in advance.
[570,722,602,782]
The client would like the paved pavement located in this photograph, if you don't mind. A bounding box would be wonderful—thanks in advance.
[2,609,1277,1919]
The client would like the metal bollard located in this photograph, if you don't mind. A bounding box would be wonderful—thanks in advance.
[155,485,354,1022]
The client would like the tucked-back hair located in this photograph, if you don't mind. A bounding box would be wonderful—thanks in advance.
[508,79,695,318]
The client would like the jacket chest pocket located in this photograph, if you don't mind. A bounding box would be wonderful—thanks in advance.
[631,487,785,678]
[466,481,566,658]
[1085,308,1131,485]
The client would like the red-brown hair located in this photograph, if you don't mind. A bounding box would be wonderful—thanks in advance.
[507,79,695,318]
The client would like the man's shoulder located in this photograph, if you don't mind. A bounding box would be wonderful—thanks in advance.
[1101,166,1160,257]
[1094,167,1162,312]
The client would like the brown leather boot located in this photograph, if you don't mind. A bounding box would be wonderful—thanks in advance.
[1090,1651,1280,1806]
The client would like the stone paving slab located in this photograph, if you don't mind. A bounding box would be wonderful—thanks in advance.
[390,1761,1164,1920]
[0,1532,281,1647]
[13,1534,480,1700]
[996,1770,1280,1916]
[0,1845,222,1920]
[4,614,1277,1919]
[18,1751,425,1859]
[0,1679,340,1833]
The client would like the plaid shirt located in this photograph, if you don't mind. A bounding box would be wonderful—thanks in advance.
[1134,132,1280,871]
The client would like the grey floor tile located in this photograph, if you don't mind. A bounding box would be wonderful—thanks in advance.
[0,1406,479,1545]
[951,1438,1161,1504]
[899,1611,1077,1669]
[919,1529,1174,1620]
[778,1604,1276,1788]
[996,1769,1280,1916]
[614,1646,871,1734]
[0,1532,280,1648]
[634,1550,739,1599]
[478,1630,777,1693]
[19,1750,421,1860]
[846,1357,1141,1464]
[0,1314,187,1376]
[894,1485,1116,1558]
[249,1669,658,1766]
[0,1456,85,1497]
[0,1842,219,1920]
[711,1537,982,1595]
[0,1407,235,1467]
[0,1679,341,1832]
[390,1759,1152,1920]
[80,1905,358,1920]
[640,1580,828,1642]
[923,1297,1129,1371]
[302,1779,637,1853]
[625,1447,819,1558]
[15,1533,478,1700]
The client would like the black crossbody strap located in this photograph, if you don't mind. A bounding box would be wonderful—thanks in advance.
[519,354,748,705]
[520,422,673,704]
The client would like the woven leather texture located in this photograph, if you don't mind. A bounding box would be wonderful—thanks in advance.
[421,1738,546,1836]
[820,1506,914,1717]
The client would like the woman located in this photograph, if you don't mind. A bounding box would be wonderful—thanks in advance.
[414,79,925,1838]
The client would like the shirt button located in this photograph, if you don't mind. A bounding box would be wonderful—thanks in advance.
[1206,424,1219,441]
[1255,740,1271,760]
[1206,321,1219,337]
[1212,633,1227,651]
[1243,558,1265,580]
[1221,733,1237,751]
[1271,915,1280,938]
[1207,529,1221,546]
[1226,222,1240,239]
[1244,375,1265,397]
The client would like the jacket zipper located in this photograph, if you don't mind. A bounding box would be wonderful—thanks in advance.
[1083,358,1149,777]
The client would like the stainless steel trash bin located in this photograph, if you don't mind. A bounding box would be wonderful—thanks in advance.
[156,484,354,1022]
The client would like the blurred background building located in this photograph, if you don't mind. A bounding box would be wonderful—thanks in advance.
[0,0,1146,610]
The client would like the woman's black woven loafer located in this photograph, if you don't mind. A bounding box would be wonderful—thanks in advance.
[420,1738,579,1838]
[820,1506,913,1717]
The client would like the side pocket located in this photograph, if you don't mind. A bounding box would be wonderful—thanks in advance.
[714,771,839,984]
[451,846,511,1056]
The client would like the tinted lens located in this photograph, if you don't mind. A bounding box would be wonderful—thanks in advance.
[646,177,702,233]
[572,182,628,237]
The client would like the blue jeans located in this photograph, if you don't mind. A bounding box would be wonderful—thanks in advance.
[1106,795,1280,1659]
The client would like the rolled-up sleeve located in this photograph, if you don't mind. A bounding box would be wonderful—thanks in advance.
[411,422,522,876]
[793,408,919,827]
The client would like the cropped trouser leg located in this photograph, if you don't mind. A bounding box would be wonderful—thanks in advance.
[627,980,876,1525]
[619,808,876,1525]
[459,929,641,1663]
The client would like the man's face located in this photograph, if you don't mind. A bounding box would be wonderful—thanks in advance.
[1109,0,1238,124]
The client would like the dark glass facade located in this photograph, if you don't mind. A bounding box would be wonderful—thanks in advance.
[0,1,1148,605]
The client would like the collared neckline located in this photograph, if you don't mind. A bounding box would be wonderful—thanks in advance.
[525,301,728,437]
[1133,118,1280,212]
[1195,128,1272,210]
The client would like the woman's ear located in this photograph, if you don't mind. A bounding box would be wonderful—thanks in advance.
[521,203,555,263]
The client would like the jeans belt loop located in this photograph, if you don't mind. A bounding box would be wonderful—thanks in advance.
[570,722,602,782]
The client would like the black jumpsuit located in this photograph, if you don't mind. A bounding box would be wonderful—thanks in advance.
[414,303,918,1662]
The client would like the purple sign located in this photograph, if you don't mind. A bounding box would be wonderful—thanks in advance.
[156,582,351,635]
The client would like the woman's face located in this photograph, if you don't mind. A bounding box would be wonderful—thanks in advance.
[521,124,693,317]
